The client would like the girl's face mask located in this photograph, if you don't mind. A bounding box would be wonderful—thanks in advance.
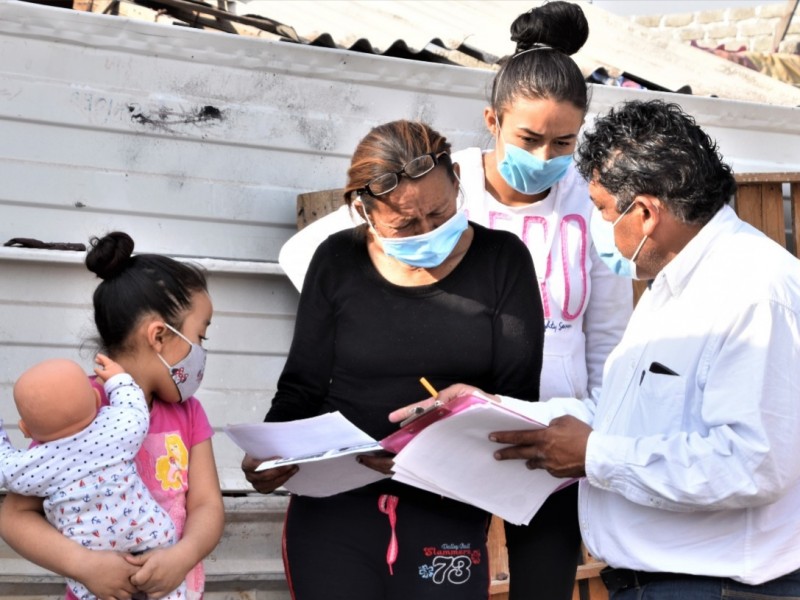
[157,323,207,402]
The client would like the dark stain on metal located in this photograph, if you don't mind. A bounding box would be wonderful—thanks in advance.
[127,103,225,133]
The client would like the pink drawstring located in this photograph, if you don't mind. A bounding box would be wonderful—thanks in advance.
[378,494,399,575]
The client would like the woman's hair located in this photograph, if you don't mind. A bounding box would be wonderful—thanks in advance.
[85,231,208,355]
[343,120,455,209]
[491,1,590,120]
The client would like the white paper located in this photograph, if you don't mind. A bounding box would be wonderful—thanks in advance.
[224,412,389,497]
[276,452,388,497]
[224,412,377,459]
[391,401,574,525]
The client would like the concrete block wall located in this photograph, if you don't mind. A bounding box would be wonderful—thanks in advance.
[630,3,800,54]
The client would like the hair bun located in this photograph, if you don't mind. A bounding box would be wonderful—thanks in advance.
[85,231,135,280]
[510,1,589,56]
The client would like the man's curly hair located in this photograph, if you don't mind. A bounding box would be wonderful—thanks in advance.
[576,100,736,225]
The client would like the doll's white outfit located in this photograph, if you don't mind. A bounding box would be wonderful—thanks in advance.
[0,373,186,600]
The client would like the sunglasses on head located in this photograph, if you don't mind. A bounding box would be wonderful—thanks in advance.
[355,152,452,199]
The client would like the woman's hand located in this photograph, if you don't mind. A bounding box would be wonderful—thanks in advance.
[356,451,395,475]
[241,454,297,494]
[387,383,492,423]
[125,547,189,599]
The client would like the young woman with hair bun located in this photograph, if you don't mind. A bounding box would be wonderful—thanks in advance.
[470,3,632,599]
[273,3,633,598]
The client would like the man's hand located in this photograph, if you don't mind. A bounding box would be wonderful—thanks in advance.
[491,415,592,479]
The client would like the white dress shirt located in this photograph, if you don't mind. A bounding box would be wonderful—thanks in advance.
[534,205,800,584]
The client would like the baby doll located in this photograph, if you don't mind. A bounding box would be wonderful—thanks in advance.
[0,356,186,600]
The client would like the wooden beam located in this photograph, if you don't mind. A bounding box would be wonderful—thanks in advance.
[146,0,301,41]
[736,183,765,233]
[772,0,799,52]
[73,0,182,24]
[296,189,346,230]
[760,182,787,248]
[792,181,800,258]
[735,172,800,184]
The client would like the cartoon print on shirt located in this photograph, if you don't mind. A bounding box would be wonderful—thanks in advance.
[155,433,189,491]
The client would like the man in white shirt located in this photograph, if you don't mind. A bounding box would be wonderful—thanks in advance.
[436,99,800,598]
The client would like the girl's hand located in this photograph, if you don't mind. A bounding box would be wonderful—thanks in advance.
[241,454,297,494]
[94,353,126,383]
[0,493,138,600]
[71,549,140,599]
[125,547,188,599]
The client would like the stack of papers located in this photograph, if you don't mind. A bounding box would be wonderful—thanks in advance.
[223,412,387,496]
[224,394,574,525]
[387,394,574,525]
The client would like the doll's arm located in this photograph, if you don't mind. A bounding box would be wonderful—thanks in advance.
[93,353,125,383]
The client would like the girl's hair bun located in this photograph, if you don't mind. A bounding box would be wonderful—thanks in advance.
[510,1,589,56]
[85,231,135,280]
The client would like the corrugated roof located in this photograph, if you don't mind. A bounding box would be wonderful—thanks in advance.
[230,0,800,105]
[36,0,800,105]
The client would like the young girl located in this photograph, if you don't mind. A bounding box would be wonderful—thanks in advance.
[0,231,224,600]
[276,4,633,599]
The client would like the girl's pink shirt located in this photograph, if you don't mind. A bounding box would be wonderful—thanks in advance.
[63,378,213,599]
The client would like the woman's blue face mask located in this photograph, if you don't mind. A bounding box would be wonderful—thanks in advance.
[364,204,468,268]
[496,137,572,196]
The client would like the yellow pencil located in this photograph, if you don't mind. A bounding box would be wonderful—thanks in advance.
[419,377,439,398]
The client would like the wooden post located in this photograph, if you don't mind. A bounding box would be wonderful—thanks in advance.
[295,189,345,230]
[735,173,800,255]
[772,0,799,52]
[792,181,800,257]
[488,515,510,599]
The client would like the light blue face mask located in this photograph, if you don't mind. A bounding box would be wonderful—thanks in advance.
[365,205,468,268]
[589,203,646,279]
[496,139,573,195]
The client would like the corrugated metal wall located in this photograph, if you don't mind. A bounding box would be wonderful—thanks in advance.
[2,0,800,491]
[1,2,799,597]
[0,2,800,489]
[0,0,492,491]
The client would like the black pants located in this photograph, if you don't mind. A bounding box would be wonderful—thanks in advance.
[283,492,491,600]
[504,483,582,600]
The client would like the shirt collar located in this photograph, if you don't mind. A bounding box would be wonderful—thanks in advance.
[652,204,739,298]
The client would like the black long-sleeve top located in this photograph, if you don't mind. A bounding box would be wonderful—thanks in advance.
[267,223,544,498]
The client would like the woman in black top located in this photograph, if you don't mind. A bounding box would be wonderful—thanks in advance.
[243,120,543,599]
